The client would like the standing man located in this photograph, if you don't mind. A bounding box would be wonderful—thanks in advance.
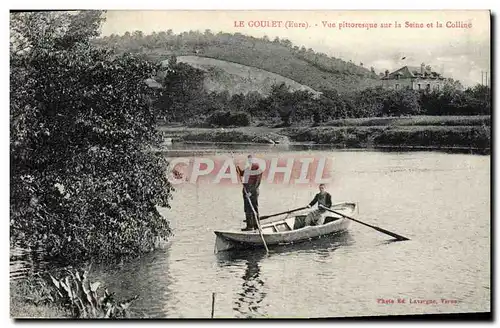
[305,184,333,226]
[236,155,263,231]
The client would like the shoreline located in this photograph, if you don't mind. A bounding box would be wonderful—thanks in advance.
[157,118,491,154]
[173,140,489,150]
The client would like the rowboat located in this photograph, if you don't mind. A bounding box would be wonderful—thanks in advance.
[214,202,356,252]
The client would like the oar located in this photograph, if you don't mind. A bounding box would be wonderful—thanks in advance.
[260,207,308,220]
[235,163,269,254]
[319,205,410,241]
[243,185,269,254]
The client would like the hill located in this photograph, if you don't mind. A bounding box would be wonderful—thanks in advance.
[94,31,382,93]
[172,55,321,97]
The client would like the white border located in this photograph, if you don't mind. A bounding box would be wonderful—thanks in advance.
[3,1,497,327]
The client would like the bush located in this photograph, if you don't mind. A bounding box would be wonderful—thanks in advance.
[10,11,173,261]
[419,84,491,116]
[11,269,137,318]
[207,110,251,127]
[373,126,491,148]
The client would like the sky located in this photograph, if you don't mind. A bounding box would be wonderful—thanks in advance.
[100,10,491,87]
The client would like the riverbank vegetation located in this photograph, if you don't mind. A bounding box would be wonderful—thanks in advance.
[11,278,70,318]
[285,125,490,149]
[158,119,490,150]
[11,269,137,318]
[173,128,289,144]
[321,115,490,127]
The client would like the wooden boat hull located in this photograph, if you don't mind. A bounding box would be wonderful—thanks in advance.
[214,202,355,252]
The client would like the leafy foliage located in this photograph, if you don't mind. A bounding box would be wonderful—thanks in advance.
[10,11,173,260]
[420,84,491,116]
[156,59,208,122]
[47,268,137,318]
[207,110,250,127]
[254,83,320,126]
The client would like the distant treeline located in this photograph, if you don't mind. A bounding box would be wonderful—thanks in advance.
[156,60,491,127]
[93,29,381,93]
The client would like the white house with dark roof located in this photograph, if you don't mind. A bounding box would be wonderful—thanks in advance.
[380,63,445,91]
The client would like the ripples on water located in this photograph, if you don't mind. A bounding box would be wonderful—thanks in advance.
[10,148,490,318]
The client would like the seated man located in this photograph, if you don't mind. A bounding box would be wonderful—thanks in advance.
[304,184,332,226]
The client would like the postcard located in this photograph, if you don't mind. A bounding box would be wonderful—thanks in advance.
[10,10,491,319]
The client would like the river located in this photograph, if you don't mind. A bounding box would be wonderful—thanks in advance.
[11,145,491,318]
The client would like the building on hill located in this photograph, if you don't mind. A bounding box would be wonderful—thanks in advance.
[380,63,445,91]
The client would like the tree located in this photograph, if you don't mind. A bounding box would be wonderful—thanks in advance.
[265,83,317,126]
[280,38,293,48]
[349,87,386,117]
[320,89,349,119]
[443,78,464,92]
[267,83,295,126]
[464,84,491,115]
[10,11,173,260]
[156,62,206,121]
[242,91,263,113]
[229,93,246,110]
[383,89,421,116]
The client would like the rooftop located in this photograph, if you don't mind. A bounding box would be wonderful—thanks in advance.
[381,65,444,80]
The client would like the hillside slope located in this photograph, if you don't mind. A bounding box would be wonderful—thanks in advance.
[172,55,321,97]
[95,31,382,93]
[177,41,381,94]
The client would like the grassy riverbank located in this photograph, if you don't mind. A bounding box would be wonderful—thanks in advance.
[320,115,491,127]
[10,269,140,319]
[285,125,490,149]
[10,279,70,318]
[158,115,491,150]
[158,126,290,144]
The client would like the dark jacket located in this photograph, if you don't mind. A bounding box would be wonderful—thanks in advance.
[236,164,262,188]
[309,192,332,209]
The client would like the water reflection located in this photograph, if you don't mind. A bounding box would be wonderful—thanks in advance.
[10,247,77,281]
[217,249,267,318]
[91,248,175,318]
[234,254,267,317]
[377,239,411,246]
[215,231,354,317]
[269,230,355,256]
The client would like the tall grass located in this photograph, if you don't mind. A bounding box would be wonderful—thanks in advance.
[323,115,491,127]
[10,269,138,319]
[11,277,70,318]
